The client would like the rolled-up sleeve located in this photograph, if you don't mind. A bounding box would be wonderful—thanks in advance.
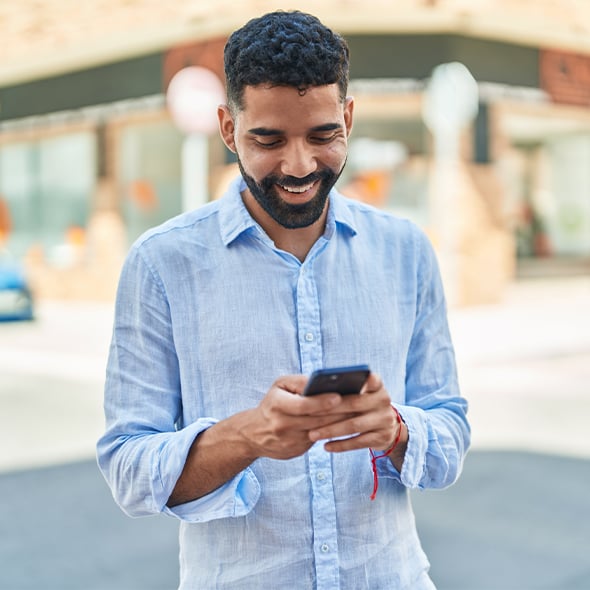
[376,230,470,490]
[96,246,261,521]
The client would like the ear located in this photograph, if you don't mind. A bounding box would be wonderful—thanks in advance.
[343,96,354,138]
[218,105,237,153]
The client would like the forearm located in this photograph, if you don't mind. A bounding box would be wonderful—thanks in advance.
[167,409,259,507]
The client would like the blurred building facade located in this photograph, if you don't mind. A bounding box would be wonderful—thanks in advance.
[1,0,589,304]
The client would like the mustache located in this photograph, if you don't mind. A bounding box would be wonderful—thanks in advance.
[264,169,331,188]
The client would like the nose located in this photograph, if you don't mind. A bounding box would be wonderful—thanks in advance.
[280,140,317,178]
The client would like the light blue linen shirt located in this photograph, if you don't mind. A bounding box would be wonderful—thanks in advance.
[97,176,470,590]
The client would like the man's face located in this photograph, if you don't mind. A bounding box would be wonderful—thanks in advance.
[219,84,353,229]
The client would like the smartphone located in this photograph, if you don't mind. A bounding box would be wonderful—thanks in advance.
[303,365,370,396]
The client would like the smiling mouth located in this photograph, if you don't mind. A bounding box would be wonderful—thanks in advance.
[279,181,316,194]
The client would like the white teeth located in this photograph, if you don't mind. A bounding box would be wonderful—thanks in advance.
[280,182,314,193]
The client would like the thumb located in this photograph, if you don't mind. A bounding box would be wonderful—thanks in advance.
[361,371,383,394]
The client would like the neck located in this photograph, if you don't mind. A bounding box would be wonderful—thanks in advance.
[241,189,327,262]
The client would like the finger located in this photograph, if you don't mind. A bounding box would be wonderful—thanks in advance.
[274,374,308,394]
[334,387,389,415]
[308,411,372,444]
[322,432,372,453]
[361,371,383,394]
[302,412,359,432]
[273,384,343,417]
[322,426,395,453]
[308,399,396,446]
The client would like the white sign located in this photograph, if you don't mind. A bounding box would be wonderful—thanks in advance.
[423,62,479,135]
[166,67,225,136]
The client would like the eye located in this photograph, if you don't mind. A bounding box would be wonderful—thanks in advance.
[311,133,337,144]
[254,139,282,149]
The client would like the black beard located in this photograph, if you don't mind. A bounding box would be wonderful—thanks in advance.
[237,157,343,229]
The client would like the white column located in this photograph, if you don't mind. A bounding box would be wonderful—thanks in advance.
[182,133,208,213]
[423,62,479,306]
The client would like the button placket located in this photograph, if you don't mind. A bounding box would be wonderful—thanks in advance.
[296,262,322,375]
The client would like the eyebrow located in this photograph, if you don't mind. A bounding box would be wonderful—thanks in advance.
[247,123,342,136]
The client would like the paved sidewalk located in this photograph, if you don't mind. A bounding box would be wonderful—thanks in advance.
[0,301,113,472]
[448,275,590,459]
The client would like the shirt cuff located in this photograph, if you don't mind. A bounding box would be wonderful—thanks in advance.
[163,467,261,523]
[157,419,261,523]
[373,404,429,489]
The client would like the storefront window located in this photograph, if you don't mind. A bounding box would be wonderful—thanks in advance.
[0,142,37,256]
[0,132,95,260]
[547,135,590,256]
[39,133,95,260]
[119,120,183,243]
[498,104,590,261]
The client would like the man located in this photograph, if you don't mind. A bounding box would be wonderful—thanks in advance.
[97,10,470,589]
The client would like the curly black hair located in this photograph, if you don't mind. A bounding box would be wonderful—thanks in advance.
[224,10,349,113]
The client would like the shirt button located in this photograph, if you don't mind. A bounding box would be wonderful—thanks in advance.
[321,543,330,553]
[304,332,314,342]
[317,472,326,481]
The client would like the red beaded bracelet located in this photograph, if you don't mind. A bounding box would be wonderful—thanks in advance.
[369,405,403,501]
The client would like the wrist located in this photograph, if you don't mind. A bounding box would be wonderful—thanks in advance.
[388,420,408,470]
[369,405,407,500]
[374,405,404,455]
[232,408,266,463]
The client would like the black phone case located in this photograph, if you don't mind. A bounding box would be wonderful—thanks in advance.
[303,365,370,396]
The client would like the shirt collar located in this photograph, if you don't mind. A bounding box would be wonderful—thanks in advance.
[218,175,358,246]
[326,189,358,238]
[218,176,258,246]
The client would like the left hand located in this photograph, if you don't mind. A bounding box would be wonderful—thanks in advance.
[307,372,405,455]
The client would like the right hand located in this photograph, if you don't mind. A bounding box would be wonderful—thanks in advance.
[241,374,353,460]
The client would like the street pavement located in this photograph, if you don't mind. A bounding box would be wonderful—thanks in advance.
[1,276,589,589]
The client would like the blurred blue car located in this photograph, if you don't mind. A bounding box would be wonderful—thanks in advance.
[0,250,34,321]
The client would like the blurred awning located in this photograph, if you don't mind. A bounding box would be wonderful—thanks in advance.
[0,0,589,86]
